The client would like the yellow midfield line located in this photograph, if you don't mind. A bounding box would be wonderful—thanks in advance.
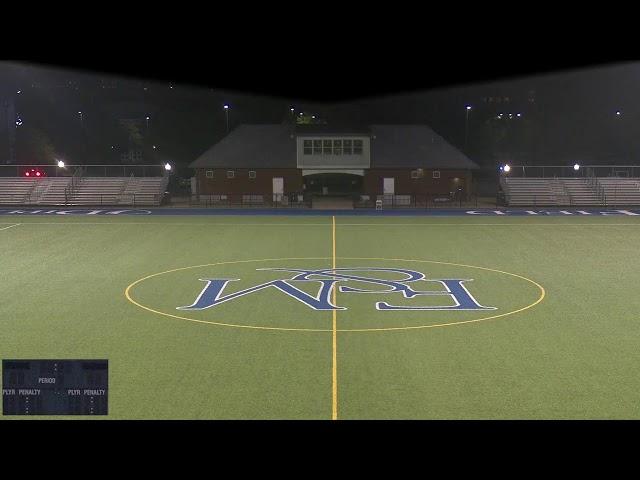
[332,215,338,420]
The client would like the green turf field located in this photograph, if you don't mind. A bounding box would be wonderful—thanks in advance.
[2,214,640,419]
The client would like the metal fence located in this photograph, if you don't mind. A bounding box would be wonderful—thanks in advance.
[354,193,479,209]
[0,164,169,178]
[189,193,312,208]
[189,193,480,209]
[504,165,640,178]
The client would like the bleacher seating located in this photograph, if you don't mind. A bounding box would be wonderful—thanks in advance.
[0,176,168,206]
[119,177,169,206]
[0,178,37,204]
[67,177,128,205]
[503,176,640,207]
[598,178,640,205]
[29,177,73,205]
[501,178,558,206]
[558,178,602,205]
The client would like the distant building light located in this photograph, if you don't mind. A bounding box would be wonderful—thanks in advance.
[465,105,472,111]
[223,104,229,110]
[503,164,511,173]
[57,160,65,168]
[516,113,522,117]
[16,90,21,94]
[573,163,580,171]
[616,110,622,116]
[164,163,172,171]
[153,145,157,149]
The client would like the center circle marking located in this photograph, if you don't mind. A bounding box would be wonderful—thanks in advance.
[124,257,546,333]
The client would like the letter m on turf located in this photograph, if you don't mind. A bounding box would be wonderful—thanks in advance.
[177,278,345,311]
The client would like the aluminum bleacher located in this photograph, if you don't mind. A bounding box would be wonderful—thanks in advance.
[0,178,38,204]
[598,178,640,206]
[503,176,640,207]
[501,178,559,206]
[67,177,168,206]
[0,176,168,206]
[119,177,169,206]
[557,178,602,205]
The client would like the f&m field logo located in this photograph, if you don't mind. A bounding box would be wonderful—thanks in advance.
[125,258,545,332]
[178,267,496,312]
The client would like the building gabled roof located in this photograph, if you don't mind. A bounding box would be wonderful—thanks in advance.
[190,124,297,169]
[190,123,479,170]
[369,125,479,169]
[294,124,371,136]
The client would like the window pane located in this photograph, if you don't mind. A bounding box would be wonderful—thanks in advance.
[304,140,312,148]
[313,140,322,154]
[334,147,342,155]
[353,139,363,155]
[334,140,342,148]
[323,139,332,155]
[304,147,312,155]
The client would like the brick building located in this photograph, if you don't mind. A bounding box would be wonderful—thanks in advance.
[190,124,478,204]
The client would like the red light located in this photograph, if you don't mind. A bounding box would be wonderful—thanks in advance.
[36,171,41,177]
[25,171,30,176]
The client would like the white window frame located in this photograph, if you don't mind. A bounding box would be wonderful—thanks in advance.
[433,170,441,179]
[206,170,214,178]
[248,170,256,179]
[227,170,235,179]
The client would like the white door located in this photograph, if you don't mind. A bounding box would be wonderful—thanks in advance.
[273,177,284,202]
[383,177,395,195]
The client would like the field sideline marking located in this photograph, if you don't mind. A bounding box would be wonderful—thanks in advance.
[332,216,338,420]
[0,222,332,226]
[3,221,640,227]
[0,223,20,231]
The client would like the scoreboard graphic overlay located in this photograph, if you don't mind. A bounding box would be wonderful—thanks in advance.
[2,360,108,415]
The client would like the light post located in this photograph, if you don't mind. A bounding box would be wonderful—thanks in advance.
[464,105,472,150]
[78,111,83,127]
[146,115,150,130]
[223,104,230,133]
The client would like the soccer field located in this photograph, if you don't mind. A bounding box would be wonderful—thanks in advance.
[2,213,640,419]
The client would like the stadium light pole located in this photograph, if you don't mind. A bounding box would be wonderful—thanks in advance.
[223,104,230,133]
[464,105,472,150]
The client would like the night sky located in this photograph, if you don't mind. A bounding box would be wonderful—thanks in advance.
[1,61,639,173]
